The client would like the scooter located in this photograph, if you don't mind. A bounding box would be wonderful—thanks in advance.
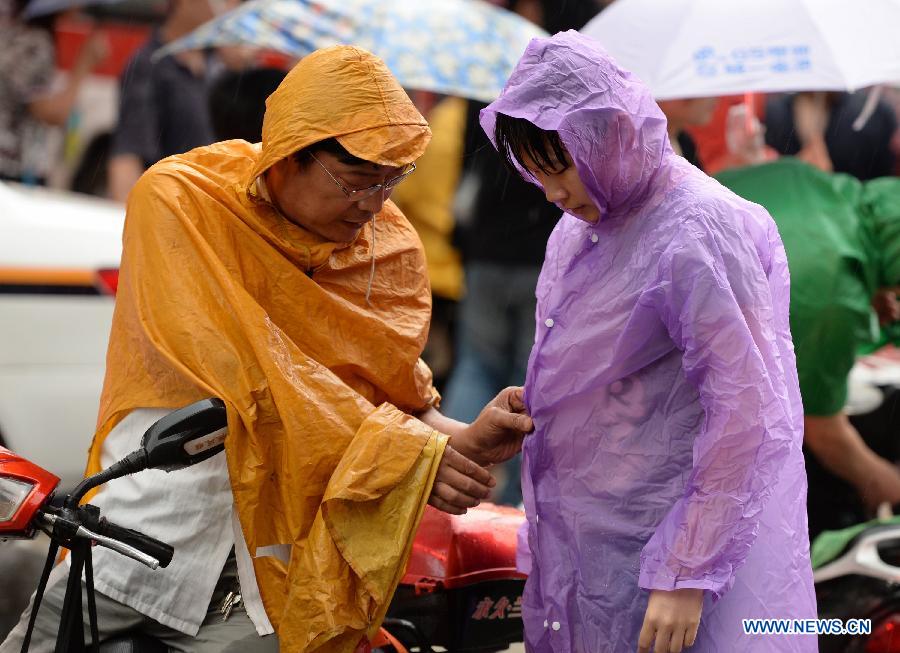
[812,351,900,653]
[0,398,228,653]
[814,514,900,653]
[0,399,527,653]
[381,502,525,652]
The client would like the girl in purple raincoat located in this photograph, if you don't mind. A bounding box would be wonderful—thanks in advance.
[480,32,817,652]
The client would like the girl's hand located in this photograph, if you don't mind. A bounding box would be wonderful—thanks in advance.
[637,588,703,653]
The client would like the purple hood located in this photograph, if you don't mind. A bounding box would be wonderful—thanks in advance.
[480,30,673,219]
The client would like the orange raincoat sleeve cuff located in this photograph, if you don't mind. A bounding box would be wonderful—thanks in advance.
[262,403,447,652]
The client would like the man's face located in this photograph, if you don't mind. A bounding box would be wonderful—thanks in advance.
[265,151,407,243]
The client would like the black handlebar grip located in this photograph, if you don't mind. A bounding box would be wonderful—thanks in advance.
[97,518,175,568]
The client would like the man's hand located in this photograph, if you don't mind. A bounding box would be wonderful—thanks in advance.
[428,446,496,516]
[805,413,900,512]
[74,31,110,74]
[453,387,534,466]
[858,456,900,512]
[637,589,703,653]
[873,287,900,326]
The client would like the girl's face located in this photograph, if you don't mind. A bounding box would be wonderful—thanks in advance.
[520,146,601,224]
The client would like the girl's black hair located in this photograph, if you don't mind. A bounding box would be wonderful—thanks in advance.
[494,113,570,177]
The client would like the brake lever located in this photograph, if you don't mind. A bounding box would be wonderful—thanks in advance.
[37,513,160,570]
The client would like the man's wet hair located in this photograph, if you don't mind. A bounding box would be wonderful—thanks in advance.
[494,113,569,177]
[293,139,371,168]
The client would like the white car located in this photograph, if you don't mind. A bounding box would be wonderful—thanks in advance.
[0,181,123,487]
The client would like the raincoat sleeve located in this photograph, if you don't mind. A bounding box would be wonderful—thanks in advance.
[639,218,796,599]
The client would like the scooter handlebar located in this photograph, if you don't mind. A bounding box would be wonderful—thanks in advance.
[95,518,174,569]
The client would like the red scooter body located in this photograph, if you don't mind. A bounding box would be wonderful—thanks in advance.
[0,446,60,538]
[404,503,525,589]
[386,504,527,652]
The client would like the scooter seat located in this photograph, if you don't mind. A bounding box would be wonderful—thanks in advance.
[403,503,526,590]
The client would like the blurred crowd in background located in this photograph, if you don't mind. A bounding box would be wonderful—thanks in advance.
[3,0,900,520]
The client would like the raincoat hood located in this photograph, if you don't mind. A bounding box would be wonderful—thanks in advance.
[248,44,431,190]
[86,46,445,652]
[479,30,671,220]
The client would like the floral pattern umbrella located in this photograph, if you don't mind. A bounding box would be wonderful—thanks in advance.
[158,0,547,103]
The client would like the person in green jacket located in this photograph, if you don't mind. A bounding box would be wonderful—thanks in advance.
[716,158,900,537]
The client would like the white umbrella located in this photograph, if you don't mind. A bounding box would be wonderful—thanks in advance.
[582,0,900,100]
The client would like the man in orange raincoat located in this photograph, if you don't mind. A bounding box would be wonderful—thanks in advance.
[1,46,532,653]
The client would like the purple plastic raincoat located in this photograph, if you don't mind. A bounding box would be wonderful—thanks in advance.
[481,32,817,652]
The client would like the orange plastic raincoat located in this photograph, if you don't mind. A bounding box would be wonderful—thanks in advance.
[86,46,447,651]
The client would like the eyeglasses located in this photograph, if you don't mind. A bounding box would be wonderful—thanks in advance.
[309,152,416,202]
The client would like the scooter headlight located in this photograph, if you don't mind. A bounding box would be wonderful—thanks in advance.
[0,477,34,523]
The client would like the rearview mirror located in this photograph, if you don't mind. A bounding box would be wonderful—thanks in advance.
[65,398,228,508]
[141,398,228,472]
